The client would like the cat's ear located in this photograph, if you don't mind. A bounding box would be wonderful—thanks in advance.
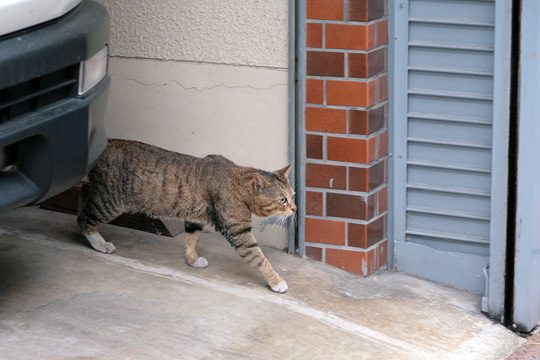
[275,164,292,178]
[252,173,267,192]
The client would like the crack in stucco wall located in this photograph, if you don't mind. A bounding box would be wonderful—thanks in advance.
[117,77,287,92]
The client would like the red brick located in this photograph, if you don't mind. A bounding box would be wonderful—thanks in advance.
[327,137,377,163]
[349,160,385,192]
[305,218,346,245]
[371,159,386,187]
[307,0,344,20]
[325,249,361,274]
[306,191,323,216]
[367,192,377,218]
[327,80,379,107]
[364,75,389,107]
[369,136,378,162]
[306,163,347,189]
[307,51,344,77]
[306,134,323,159]
[326,24,368,50]
[326,22,384,51]
[378,186,388,213]
[362,248,377,275]
[306,107,347,133]
[348,0,385,21]
[365,75,388,107]
[348,110,369,135]
[307,23,323,48]
[379,130,388,157]
[349,106,385,135]
[348,217,385,248]
[305,246,323,261]
[379,74,388,101]
[348,223,366,248]
[349,48,386,78]
[306,79,324,104]
[348,166,368,192]
[377,240,388,270]
[368,78,379,105]
[383,102,388,127]
[348,53,369,79]
[326,193,367,220]
[326,248,381,275]
[365,20,388,49]
[377,20,388,46]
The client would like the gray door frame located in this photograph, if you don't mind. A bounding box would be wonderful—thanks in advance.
[294,0,307,258]
[512,0,540,332]
[389,0,512,313]
[487,0,513,321]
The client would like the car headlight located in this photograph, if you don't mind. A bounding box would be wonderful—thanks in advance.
[78,46,108,95]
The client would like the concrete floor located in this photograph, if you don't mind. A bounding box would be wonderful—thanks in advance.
[0,208,524,359]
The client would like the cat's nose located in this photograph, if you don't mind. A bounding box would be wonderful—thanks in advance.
[291,203,297,212]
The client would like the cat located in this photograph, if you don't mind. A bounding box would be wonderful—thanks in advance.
[77,139,296,293]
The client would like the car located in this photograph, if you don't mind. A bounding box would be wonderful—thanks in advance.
[0,0,110,212]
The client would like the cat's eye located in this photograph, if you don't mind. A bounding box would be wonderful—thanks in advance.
[280,197,287,204]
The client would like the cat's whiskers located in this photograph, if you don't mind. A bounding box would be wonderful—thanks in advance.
[267,214,284,230]
[277,215,287,228]
[291,212,298,226]
[266,213,291,230]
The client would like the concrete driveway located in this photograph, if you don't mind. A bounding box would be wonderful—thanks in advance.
[0,208,523,359]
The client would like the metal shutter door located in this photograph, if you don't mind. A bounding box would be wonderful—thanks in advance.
[392,0,510,297]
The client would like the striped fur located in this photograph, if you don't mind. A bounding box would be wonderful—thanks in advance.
[77,139,296,293]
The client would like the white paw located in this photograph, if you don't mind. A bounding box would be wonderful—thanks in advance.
[270,280,288,293]
[84,232,116,254]
[188,257,209,268]
[94,241,116,254]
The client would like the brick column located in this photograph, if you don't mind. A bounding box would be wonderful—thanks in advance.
[302,0,388,275]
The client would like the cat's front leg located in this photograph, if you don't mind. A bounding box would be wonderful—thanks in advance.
[222,225,287,293]
[184,221,208,268]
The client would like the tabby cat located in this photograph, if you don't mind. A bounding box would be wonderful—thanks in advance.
[77,139,296,293]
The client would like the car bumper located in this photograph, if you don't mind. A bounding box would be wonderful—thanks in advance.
[0,0,110,211]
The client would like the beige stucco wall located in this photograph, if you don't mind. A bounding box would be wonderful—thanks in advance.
[96,0,290,248]
[97,0,288,68]
[105,58,288,172]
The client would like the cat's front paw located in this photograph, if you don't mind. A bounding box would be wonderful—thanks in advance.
[270,279,288,293]
[188,257,209,268]
[96,241,116,254]
[84,232,116,254]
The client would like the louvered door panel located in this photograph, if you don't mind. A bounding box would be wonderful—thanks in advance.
[394,0,500,294]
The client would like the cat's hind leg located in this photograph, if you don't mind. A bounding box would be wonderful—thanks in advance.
[77,192,122,254]
[184,221,208,268]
